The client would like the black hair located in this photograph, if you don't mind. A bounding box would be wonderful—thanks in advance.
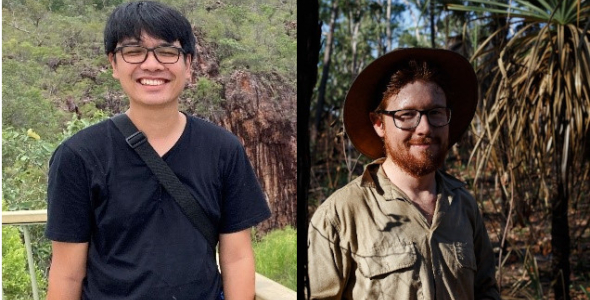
[104,1,196,60]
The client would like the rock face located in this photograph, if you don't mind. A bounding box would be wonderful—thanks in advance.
[192,26,220,79]
[217,71,297,234]
[191,30,297,234]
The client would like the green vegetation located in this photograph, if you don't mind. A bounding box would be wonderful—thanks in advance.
[2,0,295,297]
[2,202,48,300]
[2,225,48,300]
[253,227,297,291]
[2,226,40,300]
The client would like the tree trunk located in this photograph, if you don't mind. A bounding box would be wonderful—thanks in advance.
[551,119,572,300]
[551,178,571,300]
[301,0,320,297]
[349,14,362,77]
[346,0,364,76]
[314,0,339,142]
[430,0,435,47]
[386,0,392,51]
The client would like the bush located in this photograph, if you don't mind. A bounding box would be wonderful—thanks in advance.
[2,127,55,210]
[2,209,48,300]
[2,60,68,139]
[2,225,33,299]
[252,226,296,291]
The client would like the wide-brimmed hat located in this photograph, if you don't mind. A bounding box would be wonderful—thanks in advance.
[343,48,478,159]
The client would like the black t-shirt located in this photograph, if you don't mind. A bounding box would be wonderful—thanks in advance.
[45,114,271,300]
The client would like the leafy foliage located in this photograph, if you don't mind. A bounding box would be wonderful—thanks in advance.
[2,200,48,300]
[2,226,35,299]
[2,128,54,211]
[181,76,224,114]
[252,226,297,291]
[449,0,589,25]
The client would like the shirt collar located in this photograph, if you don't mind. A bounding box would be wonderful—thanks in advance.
[360,158,466,200]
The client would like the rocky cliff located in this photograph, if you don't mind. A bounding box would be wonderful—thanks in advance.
[189,29,297,234]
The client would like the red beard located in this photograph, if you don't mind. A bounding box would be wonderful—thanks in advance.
[385,134,448,178]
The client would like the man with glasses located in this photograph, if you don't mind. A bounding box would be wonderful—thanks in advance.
[45,2,270,299]
[307,48,500,299]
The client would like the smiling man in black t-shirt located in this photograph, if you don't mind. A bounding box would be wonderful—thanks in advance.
[45,2,270,299]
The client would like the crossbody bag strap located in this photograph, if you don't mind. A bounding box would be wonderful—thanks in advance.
[111,113,218,250]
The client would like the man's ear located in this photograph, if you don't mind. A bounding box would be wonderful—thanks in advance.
[185,55,193,82]
[109,53,119,80]
[370,112,385,138]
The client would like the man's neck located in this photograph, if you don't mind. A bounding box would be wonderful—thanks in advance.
[381,158,437,198]
[125,103,184,139]
[125,103,187,157]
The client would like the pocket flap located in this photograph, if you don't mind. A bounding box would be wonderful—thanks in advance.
[357,243,417,278]
[454,242,477,271]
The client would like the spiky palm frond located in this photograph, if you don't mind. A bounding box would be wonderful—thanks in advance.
[465,2,590,205]
[450,1,589,298]
[448,0,589,25]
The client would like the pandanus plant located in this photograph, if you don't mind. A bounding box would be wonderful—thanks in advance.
[449,0,590,299]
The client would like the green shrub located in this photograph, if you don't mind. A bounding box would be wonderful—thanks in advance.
[2,127,55,210]
[252,226,296,291]
[2,225,32,298]
[2,60,68,139]
[2,222,47,300]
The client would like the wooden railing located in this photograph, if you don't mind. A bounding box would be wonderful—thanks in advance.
[2,210,296,300]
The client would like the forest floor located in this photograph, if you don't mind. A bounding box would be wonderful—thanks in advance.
[482,200,590,300]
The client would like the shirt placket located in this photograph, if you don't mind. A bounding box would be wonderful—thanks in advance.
[375,165,440,300]
[430,187,452,300]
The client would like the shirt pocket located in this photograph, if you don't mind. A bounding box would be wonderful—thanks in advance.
[357,242,417,278]
[440,241,477,274]
[454,242,477,271]
[355,242,420,299]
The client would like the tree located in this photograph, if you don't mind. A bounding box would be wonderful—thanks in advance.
[450,0,590,298]
[314,0,339,142]
[300,0,321,297]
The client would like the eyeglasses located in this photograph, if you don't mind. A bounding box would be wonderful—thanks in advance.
[114,45,185,64]
[375,107,452,130]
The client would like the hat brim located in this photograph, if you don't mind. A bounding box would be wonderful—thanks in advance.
[343,48,478,160]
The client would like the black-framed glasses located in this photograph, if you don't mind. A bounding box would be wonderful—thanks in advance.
[375,107,452,130]
[114,45,185,64]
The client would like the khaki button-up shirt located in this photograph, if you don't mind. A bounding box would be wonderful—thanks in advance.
[308,159,500,300]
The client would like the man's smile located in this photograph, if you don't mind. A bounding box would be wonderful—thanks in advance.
[138,78,168,86]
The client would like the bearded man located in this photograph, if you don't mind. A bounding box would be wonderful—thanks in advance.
[307,48,501,300]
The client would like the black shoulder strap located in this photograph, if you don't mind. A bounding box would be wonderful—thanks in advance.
[111,113,217,250]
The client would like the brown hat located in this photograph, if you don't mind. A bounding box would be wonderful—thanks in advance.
[343,48,478,159]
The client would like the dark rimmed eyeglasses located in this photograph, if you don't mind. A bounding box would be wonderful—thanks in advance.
[114,45,186,64]
[375,107,452,130]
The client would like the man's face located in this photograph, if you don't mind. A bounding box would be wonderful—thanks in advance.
[372,80,449,177]
[109,33,192,108]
